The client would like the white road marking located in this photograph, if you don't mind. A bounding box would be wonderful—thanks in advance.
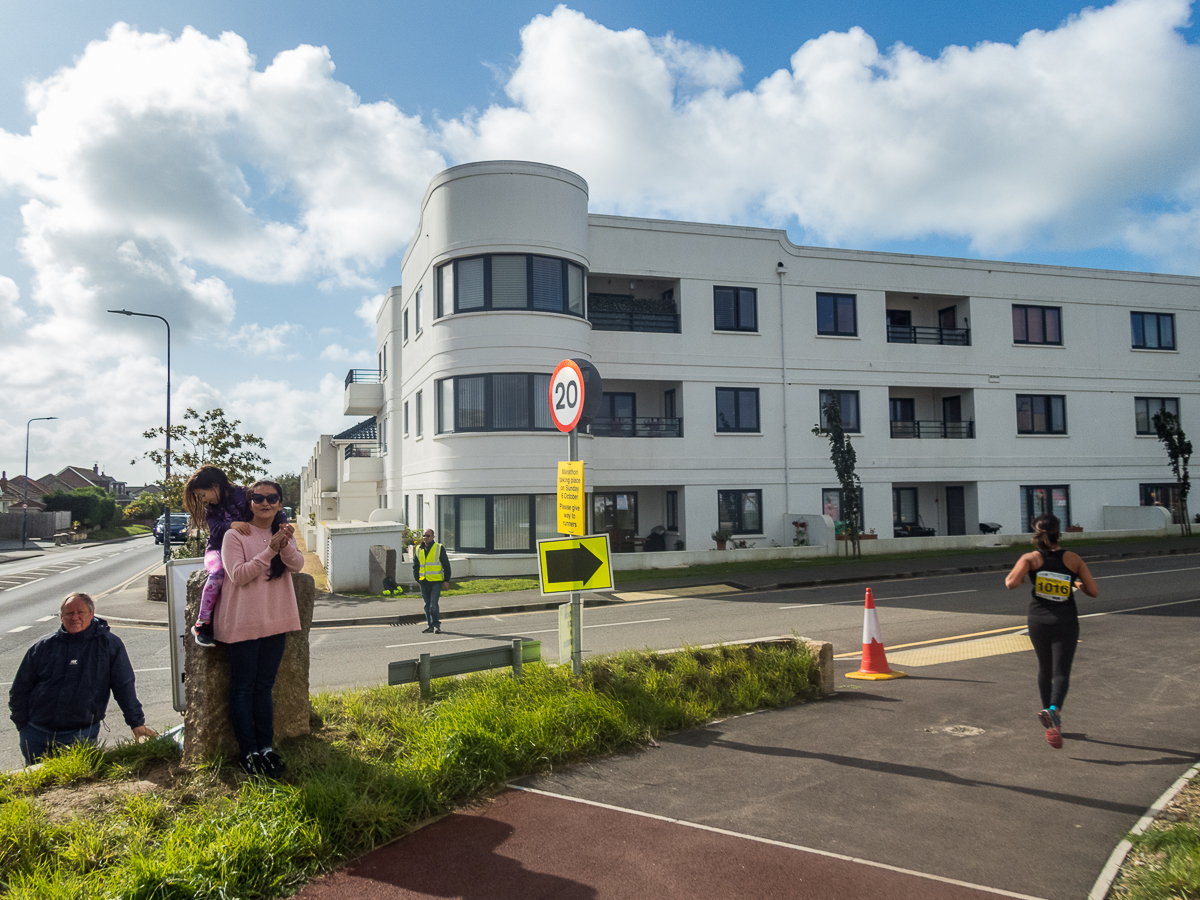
[7,626,32,633]
[1094,565,1200,580]
[780,588,977,609]
[506,786,1048,900]
[385,617,672,650]
[1080,597,1200,618]
[36,616,54,622]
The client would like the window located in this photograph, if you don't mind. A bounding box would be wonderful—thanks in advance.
[718,489,762,535]
[438,494,558,553]
[1012,305,1062,345]
[379,342,387,380]
[415,287,422,333]
[415,391,423,437]
[404,495,409,526]
[714,286,757,331]
[442,373,554,432]
[816,293,857,336]
[822,488,863,527]
[380,416,387,455]
[1140,483,1182,524]
[1135,397,1179,434]
[435,379,451,434]
[1131,312,1176,350]
[1020,485,1070,532]
[416,494,424,530]
[666,490,678,531]
[1016,395,1067,434]
[715,388,759,432]
[403,401,409,437]
[437,255,586,316]
[893,487,918,526]
[818,390,860,433]
[593,492,639,539]
[403,309,409,342]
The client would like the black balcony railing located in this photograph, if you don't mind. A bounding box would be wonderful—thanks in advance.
[344,445,383,459]
[886,325,971,346]
[345,368,381,387]
[890,420,975,439]
[588,309,681,333]
[588,417,684,437]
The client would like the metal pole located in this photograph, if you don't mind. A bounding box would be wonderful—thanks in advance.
[107,309,171,563]
[22,417,57,549]
[569,427,582,675]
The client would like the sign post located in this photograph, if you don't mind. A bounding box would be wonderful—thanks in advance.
[548,358,602,674]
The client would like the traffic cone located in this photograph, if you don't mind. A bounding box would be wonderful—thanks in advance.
[845,587,906,680]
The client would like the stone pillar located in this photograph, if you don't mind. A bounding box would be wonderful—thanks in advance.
[368,544,397,594]
[182,570,315,765]
[146,574,166,603]
[802,638,835,696]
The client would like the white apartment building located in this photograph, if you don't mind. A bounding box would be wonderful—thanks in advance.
[315,160,1196,555]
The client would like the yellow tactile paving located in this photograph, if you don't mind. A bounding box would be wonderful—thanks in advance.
[610,591,677,602]
[884,633,1034,667]
[668,584,742,596]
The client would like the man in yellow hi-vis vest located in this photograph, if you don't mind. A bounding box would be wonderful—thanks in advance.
[412,529,452,633]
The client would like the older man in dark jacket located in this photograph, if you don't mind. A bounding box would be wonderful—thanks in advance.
[9,592,155,764]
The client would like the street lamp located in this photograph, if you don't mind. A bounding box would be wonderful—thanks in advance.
[22,417,58,549]
[108,308,173,563]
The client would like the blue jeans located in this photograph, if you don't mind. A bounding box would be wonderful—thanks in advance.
[226,633,287,755]
[419,580,443,628]
[19,722,101,765]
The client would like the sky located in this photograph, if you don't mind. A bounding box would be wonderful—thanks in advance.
[1,0,1198,487]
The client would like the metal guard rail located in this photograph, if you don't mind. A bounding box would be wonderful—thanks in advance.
[345,368,381,387]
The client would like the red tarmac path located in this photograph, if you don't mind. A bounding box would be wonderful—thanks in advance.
[292,788,1030,900]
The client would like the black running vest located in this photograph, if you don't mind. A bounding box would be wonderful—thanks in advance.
[1028,548,1079,622]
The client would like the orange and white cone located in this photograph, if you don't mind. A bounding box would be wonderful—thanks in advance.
[845,587,906,680]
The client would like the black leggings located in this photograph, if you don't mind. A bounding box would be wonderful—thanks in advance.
[1027,617,1080,710]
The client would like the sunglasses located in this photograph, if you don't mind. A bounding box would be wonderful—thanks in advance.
[249,492,280,505]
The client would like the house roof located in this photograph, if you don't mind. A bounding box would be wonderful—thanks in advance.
[333,417,377,442]
[1,474,51,509]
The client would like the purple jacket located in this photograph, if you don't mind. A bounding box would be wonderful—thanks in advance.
[205,485,287,553]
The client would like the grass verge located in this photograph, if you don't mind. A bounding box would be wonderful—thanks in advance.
[0,641,821,899]
[344,576,540,599]
[1110,772,1200,899]
[85,524,151,542]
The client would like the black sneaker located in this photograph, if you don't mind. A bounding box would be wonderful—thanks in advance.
[238,751,263,776]
[259,749,287,779]
[193,621,215,648]
[434,627,442,634]
[422,626,435,633]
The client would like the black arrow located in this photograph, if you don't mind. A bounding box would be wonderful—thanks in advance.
[546,544,603,585]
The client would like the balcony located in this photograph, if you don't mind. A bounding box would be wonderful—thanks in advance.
[890,420,975,439]
[588,307,680,333]
[344,368,383,416]
[887,325,971,345]
[588,417,683,438]
[587,277,681,333]
[343,445,384,482]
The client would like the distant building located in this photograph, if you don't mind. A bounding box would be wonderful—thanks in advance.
[307,160,1197,553]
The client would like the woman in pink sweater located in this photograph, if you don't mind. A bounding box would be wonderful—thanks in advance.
[217,478,302,777]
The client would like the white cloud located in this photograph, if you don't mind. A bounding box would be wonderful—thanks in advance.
[224,373,345,473]
[229,321,302,355]
[355,293,384,330]
[319,343,373,363]
[445,0,1200,261]
[0,276,25,327]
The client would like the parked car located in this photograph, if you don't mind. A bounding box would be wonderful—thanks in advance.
[154,513,190,544]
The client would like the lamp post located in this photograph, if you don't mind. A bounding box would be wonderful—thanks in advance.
[22,417,58,549]
[108,309,172,563]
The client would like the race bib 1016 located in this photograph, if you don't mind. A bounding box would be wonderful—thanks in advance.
[1034,570,1074,602]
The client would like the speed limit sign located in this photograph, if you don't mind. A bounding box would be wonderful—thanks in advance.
[549,359,585,432]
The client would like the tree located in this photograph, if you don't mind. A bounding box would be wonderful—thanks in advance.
[123,491,164,521]
[1152,409,1192,537]
[43,487,121,530]
[813,397,863,557]
[140,407,271,512]
[273,472,300,511]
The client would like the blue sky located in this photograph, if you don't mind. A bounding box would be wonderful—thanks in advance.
[1,0,1197,483]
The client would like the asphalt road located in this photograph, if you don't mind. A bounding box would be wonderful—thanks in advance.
[0,548,1197,773]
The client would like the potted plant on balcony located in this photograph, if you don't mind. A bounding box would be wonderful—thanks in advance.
[711,528,733,550]
[1065,523,1084,533]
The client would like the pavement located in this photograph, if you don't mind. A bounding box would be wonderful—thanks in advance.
[282,534,1200,900]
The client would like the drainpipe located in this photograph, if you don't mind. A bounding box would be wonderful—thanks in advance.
[777,261,790,515]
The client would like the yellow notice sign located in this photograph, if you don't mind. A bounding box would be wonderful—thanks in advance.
[557,461,586,536]
[538,535,614,594]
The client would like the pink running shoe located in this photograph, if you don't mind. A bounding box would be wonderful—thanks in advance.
[1038,709,1063,749]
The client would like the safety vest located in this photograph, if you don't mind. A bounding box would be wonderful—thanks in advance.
[417,542,444,581]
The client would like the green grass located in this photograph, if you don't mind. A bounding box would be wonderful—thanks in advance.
[85,524,151,542]
[0,641,821,899]
[344,576,540,599]
[1111,774,1200,899]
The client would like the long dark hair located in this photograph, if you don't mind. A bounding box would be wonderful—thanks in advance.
[251,479,288,581]
[183,466,233,524]
[1031,514,1061,552]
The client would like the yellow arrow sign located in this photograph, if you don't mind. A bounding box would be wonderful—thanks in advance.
[538,534,613,594]
[557,461,585,536]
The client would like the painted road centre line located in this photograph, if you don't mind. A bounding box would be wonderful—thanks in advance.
[780,588,978,610]
[506,786,1047,900]
[1094,565,1200,580]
